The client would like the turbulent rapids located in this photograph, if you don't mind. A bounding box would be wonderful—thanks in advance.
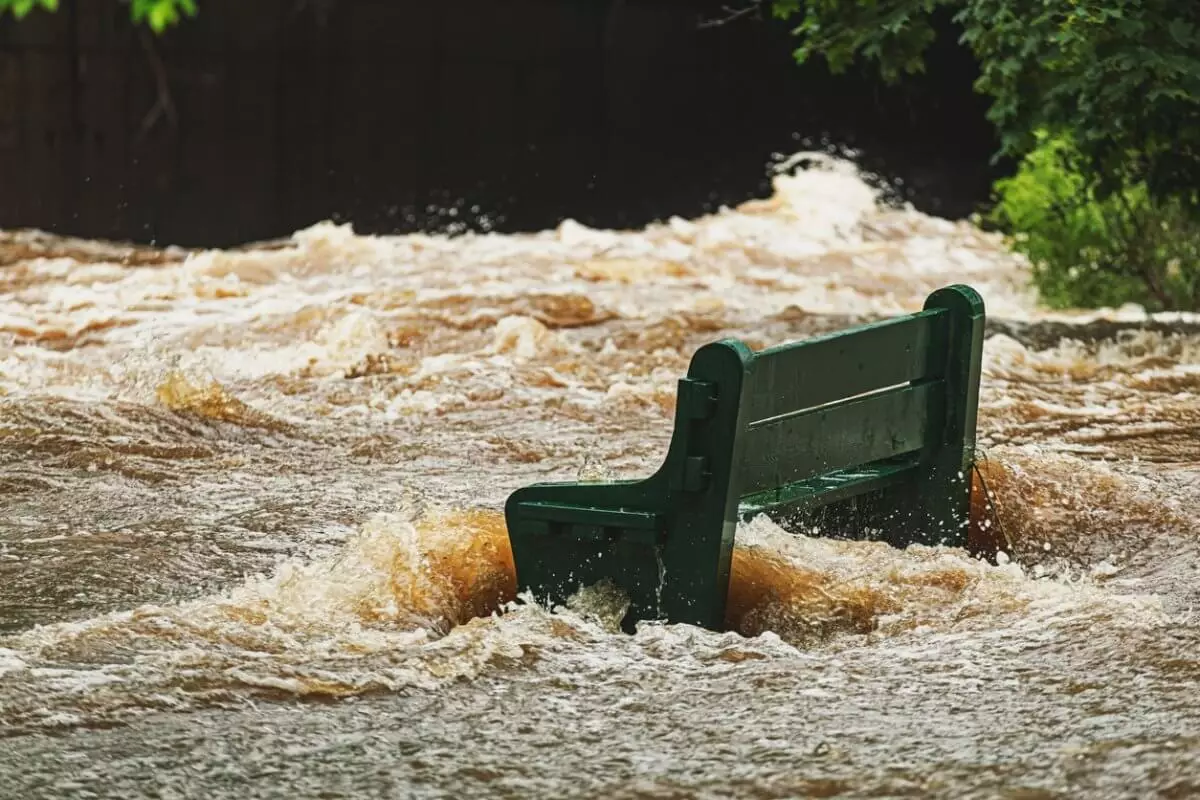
[2,156,1200,798]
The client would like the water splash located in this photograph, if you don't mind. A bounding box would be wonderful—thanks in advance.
[2,152,1198,793]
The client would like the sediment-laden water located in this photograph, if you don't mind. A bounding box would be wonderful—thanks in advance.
[2,156,1199,798]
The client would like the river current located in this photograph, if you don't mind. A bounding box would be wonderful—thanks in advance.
[2,156,1199,798]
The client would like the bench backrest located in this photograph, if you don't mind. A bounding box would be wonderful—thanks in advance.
[505,284,985,631]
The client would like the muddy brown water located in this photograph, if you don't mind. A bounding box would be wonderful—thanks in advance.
[2,158,1199,799]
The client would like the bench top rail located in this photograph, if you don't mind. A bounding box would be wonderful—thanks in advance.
[742,308,948,423]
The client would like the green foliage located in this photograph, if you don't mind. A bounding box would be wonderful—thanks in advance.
[0,0,196,32]
[956,0,1200,208]
[989,131,1200,312]
[771,0,954,83]
[0,0,57,19]
[771,0,1200,309]
[770,0,1200,206]
[130,0,197,32]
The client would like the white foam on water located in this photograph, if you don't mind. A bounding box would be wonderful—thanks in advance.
[0,648,27,678]
[2,151,1198,768]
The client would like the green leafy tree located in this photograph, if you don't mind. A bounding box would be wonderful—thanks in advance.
[771,0,1200,309]
[0,0,197,32]
[770,0,1200,208]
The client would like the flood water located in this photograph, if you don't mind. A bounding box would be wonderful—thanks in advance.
[2,156,1199,799]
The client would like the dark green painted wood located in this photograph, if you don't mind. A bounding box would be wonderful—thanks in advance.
[903,284,987,546]
[515,502,662,531]
[744,309,946,423]
[739,380,936,495]
[737,458,919,518]
[505,340,753,631]
[504,284,986,632]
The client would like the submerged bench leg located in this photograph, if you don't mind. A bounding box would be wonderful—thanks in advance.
[906,284,986,546]
[655,341,753,630]
[506,340,754,631]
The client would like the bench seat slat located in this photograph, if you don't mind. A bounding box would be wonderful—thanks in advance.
[744,309,946,423]
[739,380,937,495]
[738,458,919,518]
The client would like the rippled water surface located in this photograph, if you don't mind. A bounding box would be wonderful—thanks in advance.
[3,158,1200,798]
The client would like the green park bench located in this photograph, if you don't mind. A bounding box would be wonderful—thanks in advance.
[504,284,985,631]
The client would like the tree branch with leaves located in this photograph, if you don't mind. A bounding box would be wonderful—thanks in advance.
[769,0,1200,211]
[0,0,198,33]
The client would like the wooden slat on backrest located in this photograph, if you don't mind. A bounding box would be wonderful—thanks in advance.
[742,309,948,424]
[738,380,938,496]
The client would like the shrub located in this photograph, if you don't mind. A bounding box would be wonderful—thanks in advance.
[988,131,1200,311]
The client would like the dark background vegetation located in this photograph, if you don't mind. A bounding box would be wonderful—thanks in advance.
[0,0,1000,249]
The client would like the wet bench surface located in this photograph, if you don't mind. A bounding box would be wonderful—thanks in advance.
[505,284,986,630]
